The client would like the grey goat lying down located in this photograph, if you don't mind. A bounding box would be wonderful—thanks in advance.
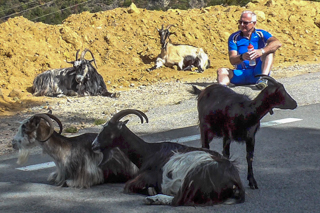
[12,112,138,188]
[32,49,118,98]
[92,109,245,206]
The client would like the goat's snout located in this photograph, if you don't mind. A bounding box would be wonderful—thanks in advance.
[283,95,297,110]
[75,75,84,83]
[12,139,19,150]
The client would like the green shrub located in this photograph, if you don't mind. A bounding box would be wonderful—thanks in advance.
[64,126,78,133]
[94,119,105,126]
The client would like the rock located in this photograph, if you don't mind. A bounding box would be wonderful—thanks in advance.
[8,89,22,99]
[128,3,140,14]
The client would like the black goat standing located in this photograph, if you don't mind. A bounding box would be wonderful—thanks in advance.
[191,75,297,189]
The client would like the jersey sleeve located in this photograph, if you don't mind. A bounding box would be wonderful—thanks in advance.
[228,34,238,52]
[259,29,273,43]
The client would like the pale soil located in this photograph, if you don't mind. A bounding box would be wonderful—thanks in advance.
[1,63,320,158]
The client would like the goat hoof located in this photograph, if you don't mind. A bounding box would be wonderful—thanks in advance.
[248,182,259,189]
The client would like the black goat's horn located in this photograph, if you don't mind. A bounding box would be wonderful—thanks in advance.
[81,48,97,68]
[80,48,89,60]
[66,49,81,64]
[75,49,80,61]
[109,109,148,124]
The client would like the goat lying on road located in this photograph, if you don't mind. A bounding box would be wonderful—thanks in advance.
[92,109,245,206]
[147,25,210,73]
[191,75,297,189]
[12,113,138,188]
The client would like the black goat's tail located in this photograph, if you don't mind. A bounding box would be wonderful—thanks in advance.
[189,85,202,95]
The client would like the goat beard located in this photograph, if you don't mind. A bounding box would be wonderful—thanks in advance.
[17,148,30,165]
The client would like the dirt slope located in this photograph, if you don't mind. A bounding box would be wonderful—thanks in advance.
[1,0,320,115]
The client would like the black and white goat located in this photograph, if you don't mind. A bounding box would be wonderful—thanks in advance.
[191,75,297,189]
[147,25,210,73]
[92,109,245,206]
[12,113,138,188]
[32,49,119,98]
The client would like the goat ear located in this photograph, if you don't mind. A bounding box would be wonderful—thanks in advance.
[117,120,129,129]
[47,109,52,115]
[25,117,41,132]
[170,32,177,37]
[116,120,128,129]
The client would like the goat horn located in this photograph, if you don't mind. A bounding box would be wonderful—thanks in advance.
[65,59,75,64]
[166,24,173,30]
[81,48,97,68]
[33,114,55,142]
[66,49,81,64]
[109,109,148,124]
[255,75,278,85]
[76,49,80,61]
[45,113,63,134]
[80,48,89,60]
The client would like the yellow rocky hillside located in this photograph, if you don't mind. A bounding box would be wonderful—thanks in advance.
[0,0,320,113]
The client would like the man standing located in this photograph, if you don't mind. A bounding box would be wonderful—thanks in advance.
[217,10,282,89]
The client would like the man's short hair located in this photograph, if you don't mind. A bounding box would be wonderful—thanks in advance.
[241,10,257,22]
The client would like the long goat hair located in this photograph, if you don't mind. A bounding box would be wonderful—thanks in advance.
[12,112,138,188]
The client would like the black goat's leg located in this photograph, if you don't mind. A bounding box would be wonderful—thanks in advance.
[246,138,258,189]
[222,137,231,158]
[124,171,160,195]
[200,126,213,149]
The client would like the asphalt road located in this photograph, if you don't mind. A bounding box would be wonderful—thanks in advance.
[1,72,320,213]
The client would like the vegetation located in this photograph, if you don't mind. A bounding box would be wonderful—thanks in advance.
[94,118,105,126]
[0,0,252,25]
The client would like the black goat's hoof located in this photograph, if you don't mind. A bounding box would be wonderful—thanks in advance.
[248,182,259,189]
[248,177,258,189]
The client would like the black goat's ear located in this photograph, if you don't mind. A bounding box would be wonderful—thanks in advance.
[48,109,52,114]
[116,120,129,129]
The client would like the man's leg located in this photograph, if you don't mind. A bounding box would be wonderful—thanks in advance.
[261,53,274,75]
[217,68,234,85]
[255,53,274,89]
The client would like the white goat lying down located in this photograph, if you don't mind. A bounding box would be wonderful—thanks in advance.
[147,24,210,73]
[12,113,138,188]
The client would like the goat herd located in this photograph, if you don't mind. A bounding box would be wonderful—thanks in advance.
[10,24,298,206]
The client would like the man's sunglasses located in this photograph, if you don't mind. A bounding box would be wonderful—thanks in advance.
[238,20,253,25]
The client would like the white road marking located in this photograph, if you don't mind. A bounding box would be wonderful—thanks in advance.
[260,118,302,127]
[170,118,302,143]
[16,161,55,171]
[16,118,302,171]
